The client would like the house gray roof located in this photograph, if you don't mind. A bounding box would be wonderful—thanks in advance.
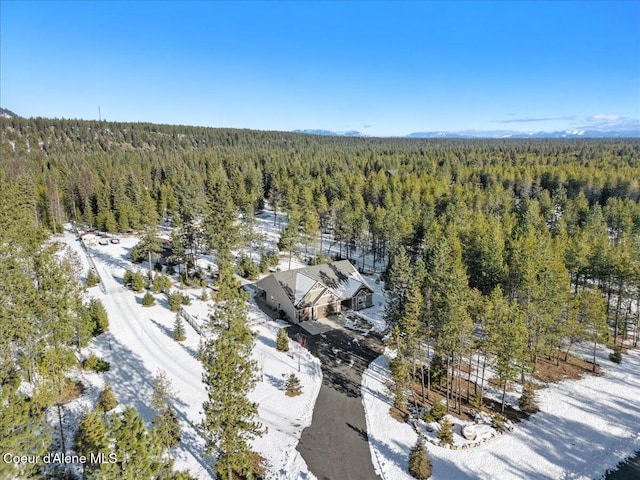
[262,260,372,307]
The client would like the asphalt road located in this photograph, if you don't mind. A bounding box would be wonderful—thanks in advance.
[293,326,384,480]
[606,451,640,480]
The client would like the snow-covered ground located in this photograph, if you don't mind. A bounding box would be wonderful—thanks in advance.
[362,345,640,480]
[56,229,322,479]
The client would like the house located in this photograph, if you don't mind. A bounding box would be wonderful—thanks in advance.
[256,260,374,322]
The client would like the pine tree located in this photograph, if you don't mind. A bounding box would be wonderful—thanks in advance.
[168,291,183,312]
[151,371,181,452]
[142,291,156,306]
[423,400,447,423]
[86,298,109,336]
[201,288,209,302]
[152,274,172,293]
[518,382,539,414]
[131,270,146,292]
[86,268,100,287]
[98,384,118,412]
[438,416,454,445]
[173,315,187,342]
[492,413,507,432]
[485,287,527,413]
[0,385,51,479]
[408,436,432,479]
[200,296,265,480]
[276,327,289,352]
[277,206,301,270]
[75,408,110,476]
[285,373,303,397]
[99,406,164,479]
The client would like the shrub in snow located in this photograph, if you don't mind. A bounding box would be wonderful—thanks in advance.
[438,416,454,445]
[124,269,134,287]
[492,413,507,433]
[131,271,146,292]
[609,348,622,364]
[142,291,155,306]
[201,288,209,302]
[173,315,187,342]
[408,436,432,479]
[98,384,118,412]
[519,382,539,414]
[181,293,191,306]
[152,274,172,293]
[423,400,447,423]
[276,328,289,352]
[285,373,303,397]
[83,354,110,373]
[168,292,182,312]
[86,269,100,287]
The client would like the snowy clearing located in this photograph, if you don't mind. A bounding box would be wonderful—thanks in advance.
[362,346,640,480]
[57,230,322,479]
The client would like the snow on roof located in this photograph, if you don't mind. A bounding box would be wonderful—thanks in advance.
[295,273,317,305]
[267,260,372,306]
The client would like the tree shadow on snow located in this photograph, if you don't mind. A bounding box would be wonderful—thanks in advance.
[149,318,199,360]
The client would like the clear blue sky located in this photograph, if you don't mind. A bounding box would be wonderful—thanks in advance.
[1,1,639,136]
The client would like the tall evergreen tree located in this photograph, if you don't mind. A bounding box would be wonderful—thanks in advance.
[485,287,527,413]
[75,408,110,477]
[200,297,265,480]
[98,406,164,480]
[151,371,181,453]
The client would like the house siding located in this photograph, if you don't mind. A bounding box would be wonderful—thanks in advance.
[257,275,296,321]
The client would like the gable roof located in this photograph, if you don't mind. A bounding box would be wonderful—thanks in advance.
[261,260,372,307]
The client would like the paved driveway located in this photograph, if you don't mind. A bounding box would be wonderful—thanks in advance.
[292,325,384,480]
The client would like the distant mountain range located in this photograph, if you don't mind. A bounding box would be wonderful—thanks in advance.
[0,107,19,119]
[2,108,637,138]
[293,128,640,138]
[291,129,365,137]
[407,129,640,139]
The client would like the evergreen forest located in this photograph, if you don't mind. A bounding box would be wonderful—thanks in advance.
[1,116,640,477]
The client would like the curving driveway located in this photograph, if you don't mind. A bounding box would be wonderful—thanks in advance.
[292,325,384,480]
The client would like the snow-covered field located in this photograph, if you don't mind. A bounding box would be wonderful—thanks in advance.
[57,230,322,479]
[362,346,640,480]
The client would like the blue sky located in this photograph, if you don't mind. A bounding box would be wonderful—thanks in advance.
[1,1,639,136]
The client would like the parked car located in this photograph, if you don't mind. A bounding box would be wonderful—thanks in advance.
[110,237,120,244]
[98,238,109,246]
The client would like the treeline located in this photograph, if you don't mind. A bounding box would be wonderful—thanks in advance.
[0,177,113,478]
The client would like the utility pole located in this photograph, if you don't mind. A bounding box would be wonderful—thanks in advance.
[98,106,101,121]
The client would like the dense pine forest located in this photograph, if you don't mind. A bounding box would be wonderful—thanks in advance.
[1,117,640,478]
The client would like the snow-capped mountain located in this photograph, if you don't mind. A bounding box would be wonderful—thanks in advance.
[0,107,19,119]
[407,129,640,138]
[291,129,365,137]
